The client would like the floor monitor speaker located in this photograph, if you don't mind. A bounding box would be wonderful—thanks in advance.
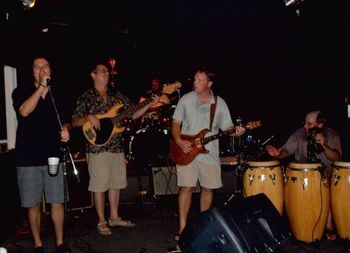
[179,193,291,253]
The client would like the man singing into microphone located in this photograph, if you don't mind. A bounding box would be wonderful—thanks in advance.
[12,56,71,253]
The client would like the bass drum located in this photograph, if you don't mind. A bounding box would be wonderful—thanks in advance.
[128,128,171,166]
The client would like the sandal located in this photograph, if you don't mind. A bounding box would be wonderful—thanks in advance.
[97,221,112,236]
[108,217,136,228]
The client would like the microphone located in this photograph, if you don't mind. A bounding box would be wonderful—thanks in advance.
[46,78,51,87]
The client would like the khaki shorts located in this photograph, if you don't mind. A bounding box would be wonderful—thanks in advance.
[87,152,127,192]
[176,160,222,189]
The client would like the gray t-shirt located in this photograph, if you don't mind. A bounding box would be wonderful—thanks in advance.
[172,91,234,166]
[283,127,342,173]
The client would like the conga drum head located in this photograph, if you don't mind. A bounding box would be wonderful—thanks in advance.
[243,160,283,214]
[333,161,350,168]
[247,160,280,167]
[288,162,322,170]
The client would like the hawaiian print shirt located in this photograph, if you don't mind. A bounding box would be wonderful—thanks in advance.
[73,87,131,153]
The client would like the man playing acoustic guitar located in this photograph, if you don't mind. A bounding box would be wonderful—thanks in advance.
[72,62,159,235]
[171,67,246,242]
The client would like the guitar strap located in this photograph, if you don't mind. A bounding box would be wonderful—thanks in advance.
[209,95,218,131]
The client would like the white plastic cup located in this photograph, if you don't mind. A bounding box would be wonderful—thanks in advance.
[48,157,60,176]
[0,247,8,253]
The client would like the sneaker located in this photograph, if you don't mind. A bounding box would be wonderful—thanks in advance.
[33,247,45,253]
[55,244,68,253]
[97,221,112,236]
[167,244,182,253]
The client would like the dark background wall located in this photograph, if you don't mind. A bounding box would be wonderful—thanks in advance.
[1,0,350,158]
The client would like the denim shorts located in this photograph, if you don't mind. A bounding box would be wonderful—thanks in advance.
[17,164,64,207]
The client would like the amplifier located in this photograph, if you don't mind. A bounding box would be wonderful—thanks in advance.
[151,166,200,195]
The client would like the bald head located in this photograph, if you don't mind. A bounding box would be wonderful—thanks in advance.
[304,110,323,131]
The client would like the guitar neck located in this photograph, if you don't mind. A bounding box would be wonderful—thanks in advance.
[202,121,261,145]
[202,128,236,145]
[111,98,152,125]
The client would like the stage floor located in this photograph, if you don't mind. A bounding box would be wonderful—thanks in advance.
[1,193,349,253]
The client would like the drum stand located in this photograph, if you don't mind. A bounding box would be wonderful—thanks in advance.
[224,150,247,205]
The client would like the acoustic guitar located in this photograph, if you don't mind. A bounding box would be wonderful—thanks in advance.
[82,82,181,146]
[170,121,261,166]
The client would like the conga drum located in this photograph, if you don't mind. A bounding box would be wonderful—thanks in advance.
[331,161,350,240]
[243,161,284,214]
[284,162,329,242]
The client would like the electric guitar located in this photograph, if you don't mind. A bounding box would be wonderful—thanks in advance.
[82,82,182,146]
[170,121,262,166]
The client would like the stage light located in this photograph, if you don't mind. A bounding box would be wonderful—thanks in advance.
[20,0,36,10]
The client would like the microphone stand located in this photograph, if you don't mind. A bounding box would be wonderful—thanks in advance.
[48,85,79,253]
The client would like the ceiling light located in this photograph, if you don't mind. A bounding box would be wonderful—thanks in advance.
[20,0,36,10]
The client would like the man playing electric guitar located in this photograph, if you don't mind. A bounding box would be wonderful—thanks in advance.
[171,67,246,243]
[72,62,159,236]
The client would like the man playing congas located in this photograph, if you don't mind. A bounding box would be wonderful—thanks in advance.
[266,110,342,241]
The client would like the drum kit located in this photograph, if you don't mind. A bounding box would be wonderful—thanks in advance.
[123,104,175,167]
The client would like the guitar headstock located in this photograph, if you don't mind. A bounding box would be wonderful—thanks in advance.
[246,120,262,130]
[162,81,182,95]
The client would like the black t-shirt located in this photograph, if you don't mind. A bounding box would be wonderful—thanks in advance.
[12,84,71,166]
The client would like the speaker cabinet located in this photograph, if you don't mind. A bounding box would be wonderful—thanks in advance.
[179,193,291,253]
[151,166,200,195]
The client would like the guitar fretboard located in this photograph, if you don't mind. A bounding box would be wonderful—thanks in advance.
[202,128,235,145]
[110,98,152,125]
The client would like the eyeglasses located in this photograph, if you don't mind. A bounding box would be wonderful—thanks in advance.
[33,64,50,70]
[94,68,109,74]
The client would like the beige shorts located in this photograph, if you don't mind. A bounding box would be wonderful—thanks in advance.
[176,160,222,189]
[87,152,127,192]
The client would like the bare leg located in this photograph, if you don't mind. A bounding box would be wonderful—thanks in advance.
[178,186,193,235]
[108,188,120,221]
[326,209,334,231]
[94,191,106,223]
[325,209,336,240]
[200,187,213,212]
[51,203,64,246]
[28,204,43,248]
